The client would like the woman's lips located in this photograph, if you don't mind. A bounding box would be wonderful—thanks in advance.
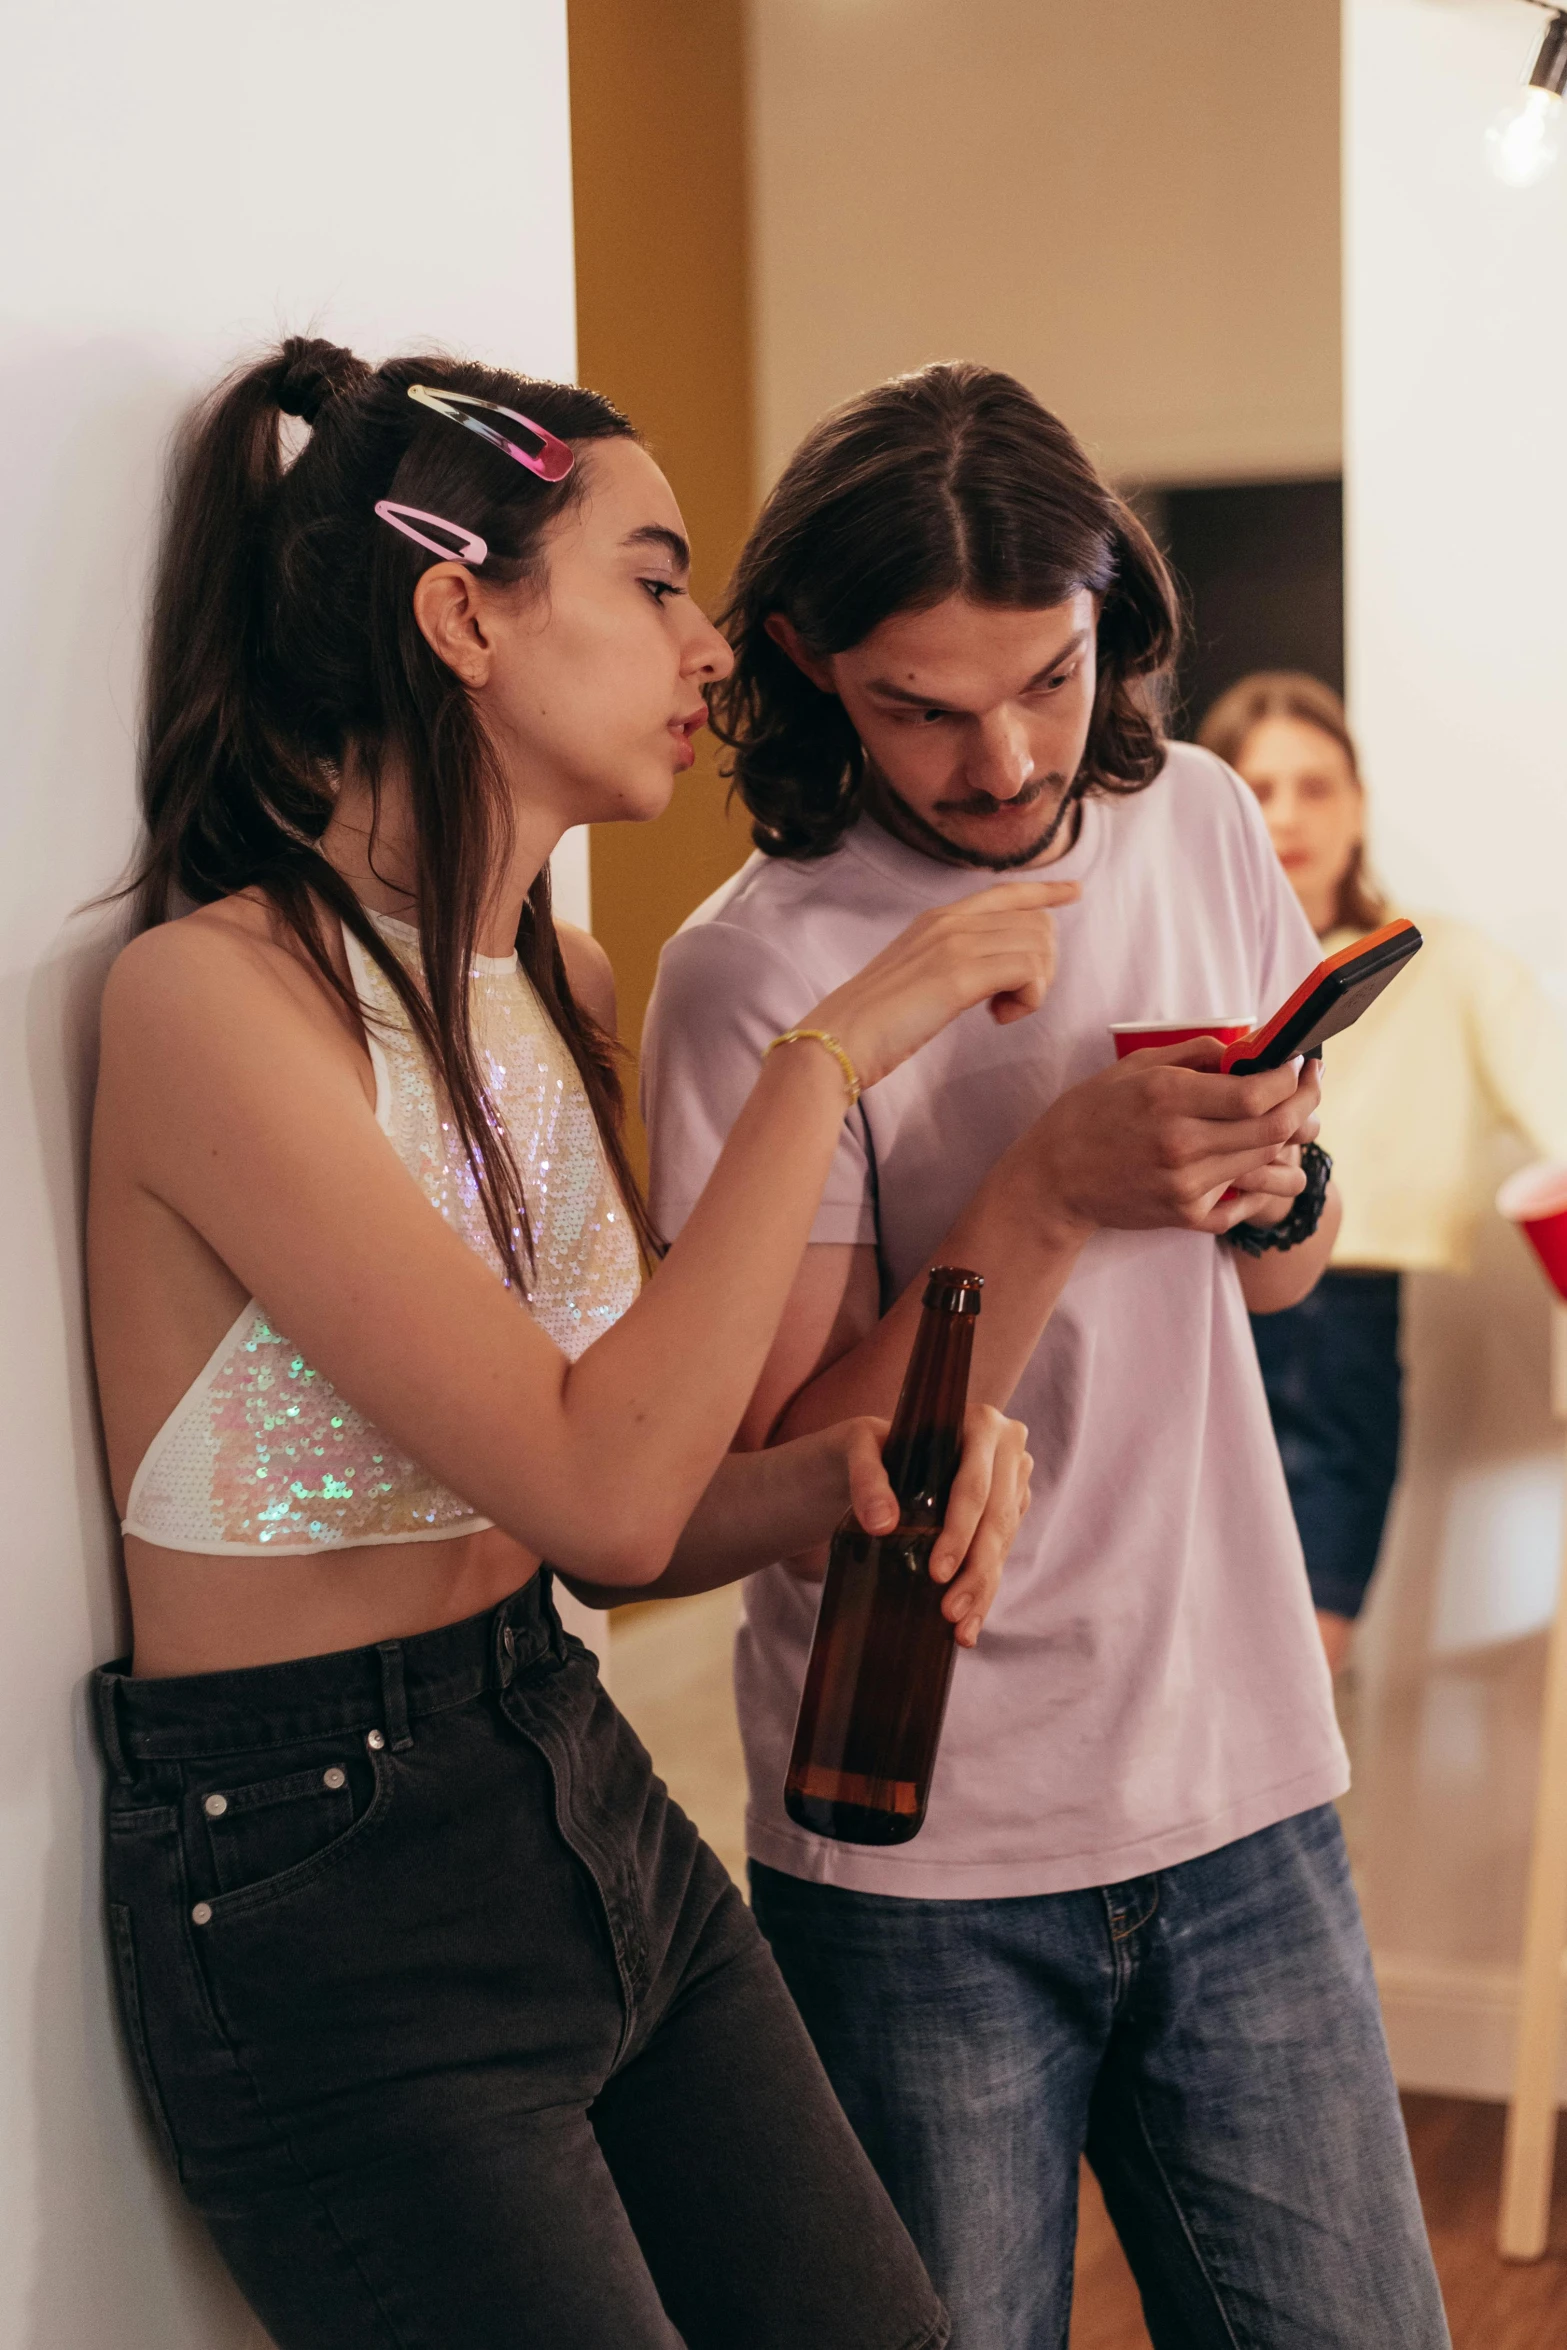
[670,708,707,768]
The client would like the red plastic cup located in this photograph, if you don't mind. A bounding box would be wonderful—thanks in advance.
[1497,1162,1567,1301]
[1110,1019,1251,1060]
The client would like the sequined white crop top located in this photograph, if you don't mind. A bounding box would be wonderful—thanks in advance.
[123,914,641,1555]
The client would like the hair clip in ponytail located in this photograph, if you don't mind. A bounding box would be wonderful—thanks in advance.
[406,383,574,483]
[373,501,488,566]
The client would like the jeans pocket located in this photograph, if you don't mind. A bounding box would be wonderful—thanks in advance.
[191,1741,392,1919]
[108,1901,182,2174]
[202,1763,358,1896]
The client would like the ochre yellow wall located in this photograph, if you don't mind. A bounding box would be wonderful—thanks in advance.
[569,0,756,1168]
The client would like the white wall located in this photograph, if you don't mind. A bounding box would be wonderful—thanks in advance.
[748,0,1343,490]
[1344,0,1567,2094]
[0,6,579,2342]
[1347,0,1567,970]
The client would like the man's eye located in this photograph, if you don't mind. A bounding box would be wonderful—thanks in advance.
[1035,666,1077,695]
[641,578,685,605]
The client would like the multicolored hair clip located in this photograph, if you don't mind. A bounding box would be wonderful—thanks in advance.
[373,501,488,566]
[406,383,575,483]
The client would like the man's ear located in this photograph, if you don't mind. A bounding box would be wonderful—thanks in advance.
[411,564,490,690]
[764,611,837,696]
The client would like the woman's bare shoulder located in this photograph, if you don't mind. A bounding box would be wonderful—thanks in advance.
[105,892,346,1034]
[557,921,618,1035]
[100,893,365,1105]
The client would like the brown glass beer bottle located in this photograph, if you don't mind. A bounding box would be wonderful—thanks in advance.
[784,1267,982,1845]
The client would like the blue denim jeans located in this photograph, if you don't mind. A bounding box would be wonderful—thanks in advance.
[1251,1269,1404,1620]
[751,1806,1448,2350]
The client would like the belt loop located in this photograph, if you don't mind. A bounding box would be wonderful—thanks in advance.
[376,1641,413,1751]
[540,1565,568,1663]
[91,1667,135,1788]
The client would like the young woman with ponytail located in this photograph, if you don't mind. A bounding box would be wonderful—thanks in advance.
[85,336,1053,2350]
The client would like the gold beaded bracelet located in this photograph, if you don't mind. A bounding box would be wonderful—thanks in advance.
[762,1026,862,1108]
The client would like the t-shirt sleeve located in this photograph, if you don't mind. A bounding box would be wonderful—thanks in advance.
[640,918,876,1247]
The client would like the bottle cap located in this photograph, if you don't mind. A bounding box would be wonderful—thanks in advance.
[923,1266,984,1316]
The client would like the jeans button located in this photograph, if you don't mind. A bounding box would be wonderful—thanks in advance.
[503,1625,516,1661]
[191,1902,213,1926]
[366,1729,385,1752]
[203,1793,228,1818]
[322,1766,346,1790]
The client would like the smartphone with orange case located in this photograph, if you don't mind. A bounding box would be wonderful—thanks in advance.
[1219,918,1423,1077]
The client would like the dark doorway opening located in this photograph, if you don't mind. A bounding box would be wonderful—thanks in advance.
[1138,476,1344,739]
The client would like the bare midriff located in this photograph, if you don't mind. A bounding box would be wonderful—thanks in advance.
[124,1522,542,1679]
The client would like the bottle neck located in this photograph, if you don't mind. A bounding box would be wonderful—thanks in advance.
[882,1305,977,1523]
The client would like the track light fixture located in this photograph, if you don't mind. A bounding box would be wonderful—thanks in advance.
[1488,3,1567,188]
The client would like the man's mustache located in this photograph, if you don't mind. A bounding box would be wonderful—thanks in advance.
[934,772,1070,819]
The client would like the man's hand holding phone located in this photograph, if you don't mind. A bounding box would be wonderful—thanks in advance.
[1211,1054,1322,1232]
[1027,1040,1322,1245]
[1025,924,1418,1245]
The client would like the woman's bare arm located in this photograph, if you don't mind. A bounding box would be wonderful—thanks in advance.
[97,879,1063,1590]
[561,1405,1033,1650]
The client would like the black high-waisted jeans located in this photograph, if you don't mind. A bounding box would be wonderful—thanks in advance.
[93,1573,946,2350]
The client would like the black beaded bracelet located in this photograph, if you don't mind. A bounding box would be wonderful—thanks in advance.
[1222,1141,1333,1257]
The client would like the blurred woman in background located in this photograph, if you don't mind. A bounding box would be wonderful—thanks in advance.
[1200,673,1567,1669]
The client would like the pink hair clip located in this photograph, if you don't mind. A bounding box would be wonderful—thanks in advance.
[373,501,488,565]
[406,383,574,483]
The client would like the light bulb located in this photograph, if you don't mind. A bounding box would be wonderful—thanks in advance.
[1488,82,1563,187]
[1488,9,1567,189]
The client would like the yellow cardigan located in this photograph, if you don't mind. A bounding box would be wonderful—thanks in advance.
[1317,914,1567,1274]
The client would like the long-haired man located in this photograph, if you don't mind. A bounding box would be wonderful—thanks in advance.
[642,365,1446,2348]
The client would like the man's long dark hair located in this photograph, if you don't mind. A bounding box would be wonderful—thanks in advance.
[711,362,1179,859]
[129,334,659,1288]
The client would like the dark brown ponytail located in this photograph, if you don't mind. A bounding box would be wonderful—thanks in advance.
[130,334,659,1285]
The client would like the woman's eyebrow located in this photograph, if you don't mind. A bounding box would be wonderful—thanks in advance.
[622,524,691,572]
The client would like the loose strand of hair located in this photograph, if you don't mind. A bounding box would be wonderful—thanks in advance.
[385,652,538,1289]
[517,875,663,1266]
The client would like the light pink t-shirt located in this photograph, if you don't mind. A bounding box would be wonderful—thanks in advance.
[642,743,1346,1898]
